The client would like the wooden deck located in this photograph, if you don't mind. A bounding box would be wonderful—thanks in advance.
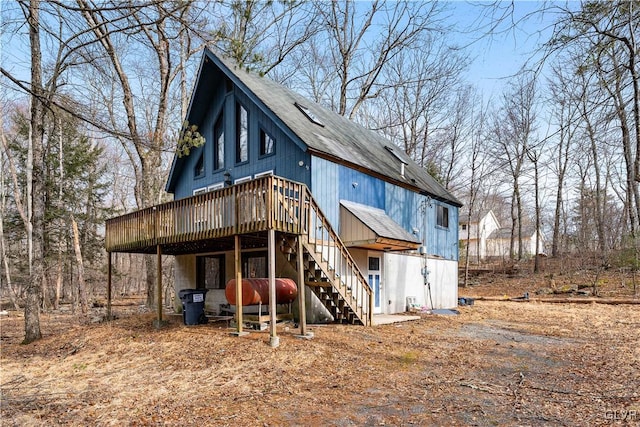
[106,176,308,253]
[105,175,373,326]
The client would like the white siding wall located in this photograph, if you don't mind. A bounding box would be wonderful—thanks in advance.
[384,253,458,312]
[384,253,423,313]
[174,255,196,311]
[426,257,458,309]
[174,253,232,315]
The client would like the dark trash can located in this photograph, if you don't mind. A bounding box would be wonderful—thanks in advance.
[178,289,208,325]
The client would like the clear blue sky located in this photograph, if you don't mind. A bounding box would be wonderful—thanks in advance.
[448,1,562,98]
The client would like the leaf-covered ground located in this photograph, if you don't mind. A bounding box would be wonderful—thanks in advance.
[1,277,639,426]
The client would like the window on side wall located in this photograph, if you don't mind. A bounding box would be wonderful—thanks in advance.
[437,205,449,229]
[194,152,204,178]
[196,255,226,290]
[260,128,275,156]
[213,112,224,170]
[236,102,248,164]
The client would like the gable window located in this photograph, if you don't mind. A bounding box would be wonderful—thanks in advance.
[196,255,225,290]
[213,112,224,170]
[437,205,449,229]
[236,102,248,163]
[194,152,204,178]
[260,128,275,156]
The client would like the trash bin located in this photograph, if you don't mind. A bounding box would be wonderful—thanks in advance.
[178,289,208,325]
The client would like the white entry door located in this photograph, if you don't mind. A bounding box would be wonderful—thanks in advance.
[368,256,382,314]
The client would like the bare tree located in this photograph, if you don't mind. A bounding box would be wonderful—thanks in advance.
[488,73,538,261]
[462,95,490,286]
[22,0,45,343]
[547,60,581,257]
[547,1,640,259]
[287,0,451,120]
[0,131,21,311]
[213,0,318,75]
[362,43,470,180]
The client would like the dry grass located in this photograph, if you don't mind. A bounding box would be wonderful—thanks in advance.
[1,277,639,426]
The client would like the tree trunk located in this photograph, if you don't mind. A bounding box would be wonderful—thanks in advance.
[55,252,62,309]
[25,0,43,343]
[533,154,541,272]
[0,142,20,311]
[510,189,517,260]
[71,216,89,314]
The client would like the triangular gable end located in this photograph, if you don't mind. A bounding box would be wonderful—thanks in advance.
[165,48,309,194]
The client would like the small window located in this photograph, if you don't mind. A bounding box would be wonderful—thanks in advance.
[243,252,266,278]
[196,255,225,290]
[213,112,225,170]
[194,153,204,178]
[368,257,380,271]
[255,170,273,178]
[437,205,449,228]
[461,224,467,231]
[234,176,252,184]
[193,187,207,196]
[236,102,248,163]
[207,183,224,192]
[260,129,275,156]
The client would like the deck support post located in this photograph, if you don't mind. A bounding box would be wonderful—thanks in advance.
[231,235,248,336]
[295,237,311,339]
[155,244,164,328]
[107,252,112,321]
[268,229,279,347]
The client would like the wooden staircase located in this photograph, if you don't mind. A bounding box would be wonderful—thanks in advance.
[279,189,373,326]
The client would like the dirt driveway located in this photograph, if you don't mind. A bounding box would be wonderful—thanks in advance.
[1,300,638,426]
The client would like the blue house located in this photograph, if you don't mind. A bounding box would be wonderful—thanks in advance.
[105,48,461,336]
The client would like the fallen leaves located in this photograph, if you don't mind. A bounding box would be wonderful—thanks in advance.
[1,298,639,425]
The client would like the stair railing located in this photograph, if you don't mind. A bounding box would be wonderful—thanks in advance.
[300,187,373,326]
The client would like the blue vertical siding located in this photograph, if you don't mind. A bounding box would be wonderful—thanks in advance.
[312,158,458,260]
[385,184,420,232]
[311,158,385,229]
[426,200,459,261]
[173,87,309,199]
[338,168,385,209]
[386,184,458,260]
[310,157,339,226]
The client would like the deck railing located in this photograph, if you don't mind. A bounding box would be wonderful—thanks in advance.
[106,176,306,252]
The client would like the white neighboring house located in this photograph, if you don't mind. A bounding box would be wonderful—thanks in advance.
[486,226,545,259]
[458,210,500,261]
[459,210,545,260]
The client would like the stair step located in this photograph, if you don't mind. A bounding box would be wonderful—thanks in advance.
[281,224,371,326]
[305,282,332,288]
